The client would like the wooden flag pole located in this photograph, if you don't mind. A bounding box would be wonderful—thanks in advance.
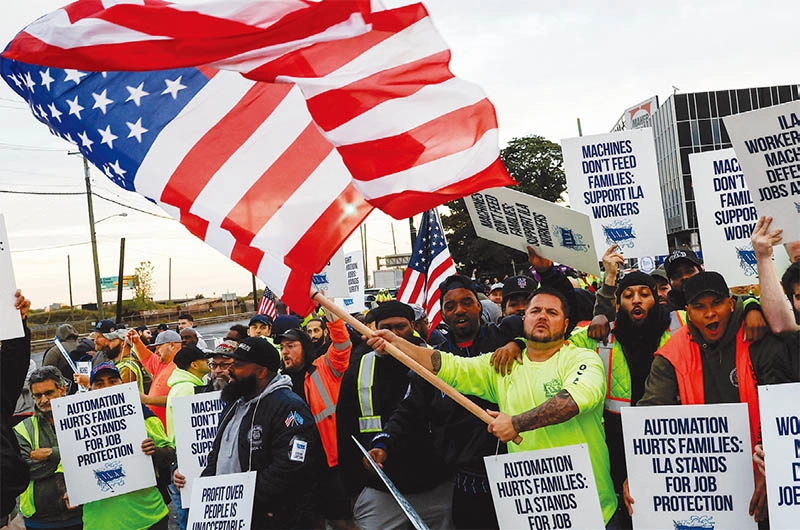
[311,290,522,444]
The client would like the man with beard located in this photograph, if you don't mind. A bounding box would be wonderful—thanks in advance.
[305,318,331,358]
[89,320,121,366]
[337,301,452,530]
[14,367,82,529]
[278,309,356,530]
[177,337,324,529]
[196,340,236,393]
[366,287,619,527]
[567,272,673,526]
[135,325,152,346]
[373,274,523,530]
[636,271,794,525]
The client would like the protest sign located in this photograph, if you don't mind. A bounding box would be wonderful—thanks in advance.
[689,149,791,286]
[758,383,800,529]
[621,403,756,530]
[724,101,800,242]
[312,247,347,299]
[484,444,604,530]
[562,129,668,260]
[335,250,365,313]
[51,382,156,505]
[0,214,23,340]
[173,391,225,505]
[188,471,256,530]
[353,436,428,530]
[464,187,600,275]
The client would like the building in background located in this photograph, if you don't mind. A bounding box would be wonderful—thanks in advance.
[614,85,800,249]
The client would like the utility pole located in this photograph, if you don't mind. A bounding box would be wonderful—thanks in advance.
[67,255,73,310]
[115,237,125,324]
[390,223,397,254]
[168,257,172,302]
[83,156,104,319]
[409,217,417,243]
[360,224,369,288]
[576,118,583,137]
[251,273,258,311]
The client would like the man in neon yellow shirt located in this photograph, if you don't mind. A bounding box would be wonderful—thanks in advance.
[367,287,619,527]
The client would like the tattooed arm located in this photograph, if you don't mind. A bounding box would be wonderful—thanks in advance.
[486,390,579,442]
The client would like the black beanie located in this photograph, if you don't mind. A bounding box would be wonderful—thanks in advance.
[369,300,415,325]
[616,271,657,302]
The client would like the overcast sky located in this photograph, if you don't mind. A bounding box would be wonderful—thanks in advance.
[2,0,798,309]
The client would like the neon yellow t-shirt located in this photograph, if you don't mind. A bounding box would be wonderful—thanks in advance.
[437,343,617,524]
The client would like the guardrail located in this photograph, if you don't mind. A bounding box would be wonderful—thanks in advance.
[29,312,256,354]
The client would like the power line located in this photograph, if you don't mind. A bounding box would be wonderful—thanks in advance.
[92,193,173,219]
[0,143,65,152]
[0,188,173,219]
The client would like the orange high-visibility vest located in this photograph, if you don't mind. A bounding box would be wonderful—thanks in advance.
[656,325,760,451]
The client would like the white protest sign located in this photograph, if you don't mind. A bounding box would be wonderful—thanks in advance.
[621,403,756,530]
[484,444,604,530]
[562,129,668,260]
[173,391,225,505]
[312,247,347,299]
[724,101,800,242]
[758,383,800,529]
[76,361,92,393]
[334,250,365,313]
[51,382,156,505]
[0,214,23,340]
[188,471,257,530]
[464,187,600,275]
[689,149,790,286]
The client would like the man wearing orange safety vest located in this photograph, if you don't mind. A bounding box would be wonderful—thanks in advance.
[635,271,794,525]
[278,308,356,530]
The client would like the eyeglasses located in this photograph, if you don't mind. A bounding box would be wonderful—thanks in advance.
[33,389,59,400]
[208,361,234,369]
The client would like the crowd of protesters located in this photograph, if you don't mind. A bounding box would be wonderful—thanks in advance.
[2,216,799,530]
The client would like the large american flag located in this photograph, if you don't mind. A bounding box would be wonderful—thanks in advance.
[257,287,277,319]
[396,209,456,333]
[2,0,514,314]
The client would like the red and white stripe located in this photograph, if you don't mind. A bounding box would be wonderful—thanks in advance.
[137,72,372,315]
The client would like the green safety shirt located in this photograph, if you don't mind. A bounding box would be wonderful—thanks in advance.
[437,343,618,524]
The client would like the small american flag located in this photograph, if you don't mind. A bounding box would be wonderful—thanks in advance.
[396,209,457,333]
[257,287,277,319]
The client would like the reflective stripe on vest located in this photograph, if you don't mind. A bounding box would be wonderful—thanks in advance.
[357,352,382,433]
[309,368,337,424]
[596,334,631,414]
[668,311,685,335]
[117,359,145,393]
[13,416,65,518]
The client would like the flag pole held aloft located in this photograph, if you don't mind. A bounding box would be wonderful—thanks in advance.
[311,289,522,445]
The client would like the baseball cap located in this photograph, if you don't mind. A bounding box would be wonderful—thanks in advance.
[663,248,703,278]
[156,323,169,331]
[90,362,120,384]
[489,282,504,293]
[682,271,730,304]
[174,345,207,370]
[228,337,281,371]
[210,339,238,357]
[272,315,301,337]
[249,314,274,327]
[276,328,309,344]
[501,275,537,300]
[650,266,669,283]
[409,303,426,322]
[153,330,181,345]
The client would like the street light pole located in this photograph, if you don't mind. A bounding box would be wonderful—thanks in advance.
[83,156,105,319]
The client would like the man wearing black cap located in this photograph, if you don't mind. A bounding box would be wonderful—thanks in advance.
[636,271,794,524]
[194,337,324,529]
[248,314,273,339]
[277,308,356,530]
[336,301,451,530]
[375,274,524,530]
[501,275,536,317]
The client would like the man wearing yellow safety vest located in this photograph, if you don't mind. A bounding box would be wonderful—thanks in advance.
[14,366,82,529]
[336,300,452,530]
[567,271,675,527]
